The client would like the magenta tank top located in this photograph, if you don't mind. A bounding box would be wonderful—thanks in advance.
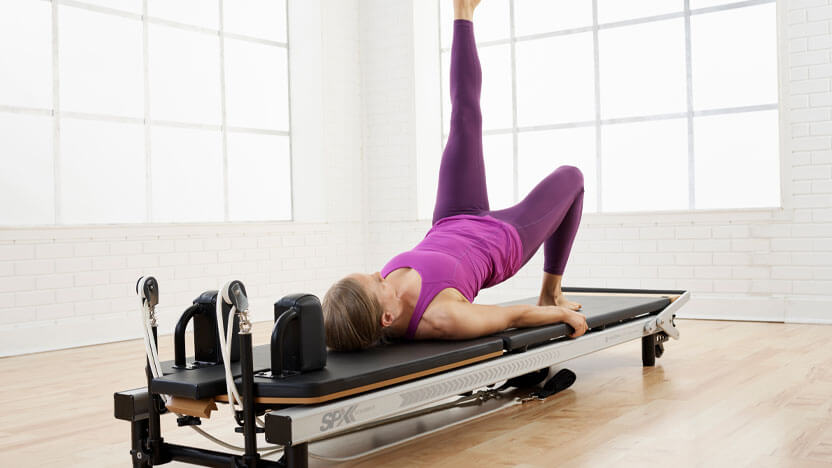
[380,214,524,339]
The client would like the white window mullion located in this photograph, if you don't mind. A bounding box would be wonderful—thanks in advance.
[143,0,152,222]
[685,0,696,210]
[284,0,294,221]
[592,0,602,213]
[52,0,62,224]
[219,0,229,222]
[509,0,519,204]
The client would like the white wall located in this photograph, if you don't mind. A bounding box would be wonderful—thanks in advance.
[365,0,832,325]
[1,0,830,357]
[0,0,366,356]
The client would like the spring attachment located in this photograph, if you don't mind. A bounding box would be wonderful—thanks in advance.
[238,307,252,335]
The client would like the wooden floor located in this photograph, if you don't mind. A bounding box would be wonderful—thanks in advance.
[1,319,831,467]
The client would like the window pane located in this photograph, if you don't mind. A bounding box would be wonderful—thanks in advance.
[516,33,595,127]
[227,132,291,221]
[150,126,224,223]
[515,0,593,36]
[59,7,144,118]
[483,134,514,210]
[479,44,513,131]
[224,0,287,42]
[440,0,452,48]
[601,119,688,212]
[0,114,54,225]
[75,0,142,14]
[518,127,596,213]
[473,0,511,43]
[692,4,777,111]
[60,119,146,224]
[224,39,289,131]
[0,0,52,109]
[690,0,742,9]
[597,0,683,24]
[599,18,687,119]
[148,0,219,30]
[148,25,221,125]
[694,110,779,209]
[440,0,510,48]
[419,135,446,220]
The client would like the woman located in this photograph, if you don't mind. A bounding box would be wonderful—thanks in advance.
[323,0,588,351]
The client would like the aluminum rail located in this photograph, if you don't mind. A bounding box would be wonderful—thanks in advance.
[265,290,689,446]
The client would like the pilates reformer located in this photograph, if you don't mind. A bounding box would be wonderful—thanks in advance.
[114,276,688,467]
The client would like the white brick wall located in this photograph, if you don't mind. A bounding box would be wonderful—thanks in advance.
[364,0,832,324]
[0,222,364,355]
[3,0,831,356]
[359,0,419,222]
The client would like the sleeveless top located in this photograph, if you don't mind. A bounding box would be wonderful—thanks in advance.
[380,214,524,339]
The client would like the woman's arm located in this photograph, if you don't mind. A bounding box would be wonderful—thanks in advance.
[430,301,588,340]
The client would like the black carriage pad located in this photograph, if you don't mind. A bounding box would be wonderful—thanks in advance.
[495,294,671,351]
[152,337,503,401]
[241,337,504,401]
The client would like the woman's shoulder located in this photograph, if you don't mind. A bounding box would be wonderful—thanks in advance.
[413,288,469,339]
[423,287,468,316]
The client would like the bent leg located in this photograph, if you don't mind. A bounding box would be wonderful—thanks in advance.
[433,19,489,224]
[489,165,585,274]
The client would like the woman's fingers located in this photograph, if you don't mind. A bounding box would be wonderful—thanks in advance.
[567,311,588,338]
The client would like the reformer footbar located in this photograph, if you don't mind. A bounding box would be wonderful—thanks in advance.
[116,278,688,468]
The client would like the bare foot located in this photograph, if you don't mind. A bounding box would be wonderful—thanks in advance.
[453,0,481,20]
[556,294,582,311]
[540,294,581,310]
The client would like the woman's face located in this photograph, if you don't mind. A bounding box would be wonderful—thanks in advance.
[349,271,397,308]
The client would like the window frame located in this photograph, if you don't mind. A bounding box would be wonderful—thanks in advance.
[0,0,293,226]
[436,0,780,214]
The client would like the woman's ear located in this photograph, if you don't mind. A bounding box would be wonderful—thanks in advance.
[380,309,395,327]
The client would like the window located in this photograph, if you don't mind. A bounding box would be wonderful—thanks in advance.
[427,0,778,217]
[0,0,291,225]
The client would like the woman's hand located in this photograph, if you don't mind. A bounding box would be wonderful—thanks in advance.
[557,306,588,338]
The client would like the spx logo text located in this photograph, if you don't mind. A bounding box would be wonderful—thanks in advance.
[319,404,358,432]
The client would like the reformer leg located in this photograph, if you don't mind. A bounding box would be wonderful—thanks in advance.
[130,419,150,468]
[284,443,308,468]
[641,333,666,367]
[642,335,656,366]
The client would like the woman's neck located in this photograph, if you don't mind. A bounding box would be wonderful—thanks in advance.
[386,269,420,336]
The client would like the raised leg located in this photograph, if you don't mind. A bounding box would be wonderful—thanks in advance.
[432,14,489,224]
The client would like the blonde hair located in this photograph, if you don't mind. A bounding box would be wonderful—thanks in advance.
[322,276,389,351]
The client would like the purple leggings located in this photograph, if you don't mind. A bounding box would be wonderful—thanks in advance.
[433,20,585,276]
